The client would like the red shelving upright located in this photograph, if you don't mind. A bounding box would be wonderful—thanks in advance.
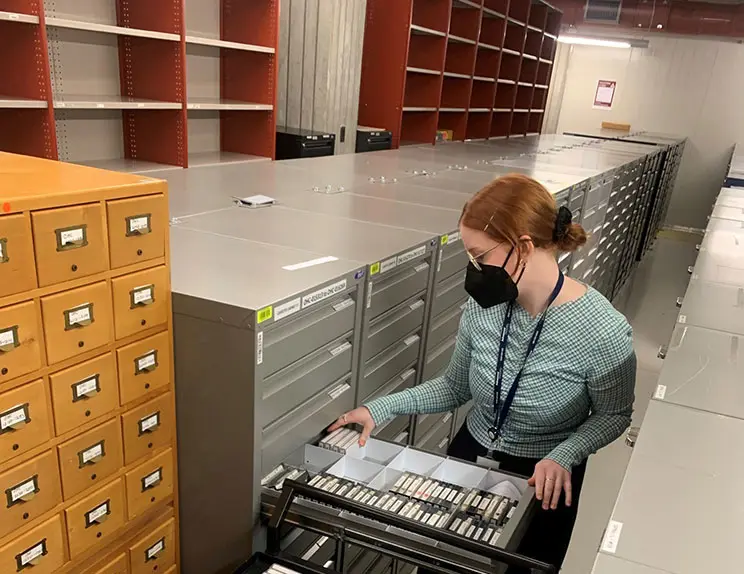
[0,0,56,159]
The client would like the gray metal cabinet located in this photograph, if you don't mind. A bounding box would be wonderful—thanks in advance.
[677,279,744,335]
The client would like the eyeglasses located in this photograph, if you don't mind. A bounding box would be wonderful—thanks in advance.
[467,244,499,272]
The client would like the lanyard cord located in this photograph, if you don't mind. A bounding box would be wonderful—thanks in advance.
[489,271,565,443]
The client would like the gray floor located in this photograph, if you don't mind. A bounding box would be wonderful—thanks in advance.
[561,233,699,574]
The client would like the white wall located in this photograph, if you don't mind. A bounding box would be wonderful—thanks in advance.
[546,35,744,229]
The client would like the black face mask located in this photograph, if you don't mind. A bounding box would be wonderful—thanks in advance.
[465,248,523,309]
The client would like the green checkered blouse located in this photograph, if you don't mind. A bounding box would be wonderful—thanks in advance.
[365,288,636,470]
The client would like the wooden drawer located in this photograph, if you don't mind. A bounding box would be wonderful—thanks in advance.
[41,281,113,365]
[111,267,169,340]
[0,379,51,465]
[0,450,62,540]
[92,552,128,574]
[50,353,118,436]
[65,478,126,559]
[57,418,123,500]
[107,195,167,270]
[129,517,176,574]
[121,393,173,466]
[125,448,174,520]
[31,203,107,287]
[0,300,42,383]
[0,213,37,298]
[0,514,66,574]
[116,332,171,405]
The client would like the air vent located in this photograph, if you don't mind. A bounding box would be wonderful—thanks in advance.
[584,0,622,23]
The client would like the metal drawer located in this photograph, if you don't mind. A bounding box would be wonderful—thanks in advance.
[262,377,354,474]
[362,333,422,399]
[426,300,465,352]
[431,272,466,318]
[438,237,469,282]
[373,416,410,443]
[415,416,452,454]
[262,334,354,428]
[263,294,356,377]
[423,335,457,381]
[364,296,426,362]
[569,189,585,212]
[362,367,416,405]
[678,280,744,335]
[415,411,453,442]
[369,262,430,320]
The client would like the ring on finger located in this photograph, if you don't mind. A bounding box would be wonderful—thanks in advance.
[545,477,555,482]
[342,414,348,424]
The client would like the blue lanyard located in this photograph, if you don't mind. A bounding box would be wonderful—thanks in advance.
[488,272,565,443]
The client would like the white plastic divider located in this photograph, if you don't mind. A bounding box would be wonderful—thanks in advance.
[326,456,386,484]
[478,469,528,498]
[286,444,343,475]
[430,458,487,488]
[346,438,406,466]
[387,447,446,476]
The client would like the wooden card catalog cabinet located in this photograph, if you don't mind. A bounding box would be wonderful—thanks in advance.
[0,152,178,573]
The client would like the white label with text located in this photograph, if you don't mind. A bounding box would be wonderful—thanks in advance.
[87,502,109,524]
[328,383,351,400]
[19,542,45,566]
[133,286,154,305]
[10,478,36,503]
[330,342,352,357]
[147,539,165,560]
[143,468,162,490]
[129,216,150,234]
[333,299,354,312]
[601,520,623,554]
[256,331,264,365]
[397,246,427,266]
[409,300,425,311]
[380,257,397,274]
[60,228,84,246]
[302,280,347,309]
[74,377,98,399]
[654,385,667,400]
[1,406,27,430]
[67,305,91,326]
[0,328,16,348]
[275,298,301,321]
[140,413,160,433]
[138,352,157,372]
[82,442,104,464]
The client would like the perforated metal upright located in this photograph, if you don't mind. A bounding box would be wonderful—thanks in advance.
[169,228,366,573]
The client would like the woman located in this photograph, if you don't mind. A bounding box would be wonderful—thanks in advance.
[330,174,636,572]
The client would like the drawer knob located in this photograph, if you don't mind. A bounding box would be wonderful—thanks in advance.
[71,264,78,272]
[657,346,668,359]
[675,297,683,308]
[687,266,694,274]
[12,443,19,450]
[1,368,7,375]
[78,341,85,348]
[626,427,639,448]
[137,249,143,256]
[141,320,147,326]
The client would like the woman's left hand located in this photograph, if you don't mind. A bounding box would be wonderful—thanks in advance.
[528,459,572,510]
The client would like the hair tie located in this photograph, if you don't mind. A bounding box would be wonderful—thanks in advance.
[553,206,573,242]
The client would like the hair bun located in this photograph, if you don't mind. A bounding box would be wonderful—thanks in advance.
[552,206,573,242]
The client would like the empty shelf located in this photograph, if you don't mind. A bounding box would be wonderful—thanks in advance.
[497,79,516,85]
[188,151,271,168]
[502,48,521,56]
[402,107,437,112]
[187,98,273,111]
[53,95,183,110]
[507,17,525,26]
[185,35,275,54]
[483,7,506,18]
[453,0,481,8]
[410,24,446,37]
[518,82,533,87]
[448,34,476,44]
[440,107,466,112]
[74,158,182,174]
[468,108,490,112]
[0,96,47,109]
[493,108,512,112]
[535,84,549,89]
[523,53,538,61]
[539,58,553,64]
[444,71,471,79]
[478,42,500,51]
[527,25,541,32]
[46,17,180,41]
[530,109,545,113]
[473,76,495,82]
[0,10,39,24]
[407,66,441,76]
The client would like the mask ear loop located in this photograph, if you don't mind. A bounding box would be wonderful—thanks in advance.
[485,213,521,276]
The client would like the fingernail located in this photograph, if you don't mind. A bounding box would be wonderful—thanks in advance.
[543,504,548,510]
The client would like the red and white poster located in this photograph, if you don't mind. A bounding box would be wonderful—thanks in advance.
[593,80,616,109]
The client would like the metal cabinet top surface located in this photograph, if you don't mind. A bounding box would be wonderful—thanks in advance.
[678,279,744,334]
[592,554,671,574]
[349,180,471,211]
[174,205,436,266]
[170,226,364,312]
[706,216,744,232]
[602,400,744,573]
[657,324,744,420]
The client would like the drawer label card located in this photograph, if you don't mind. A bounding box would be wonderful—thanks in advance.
[0,403,29,433]
[138,412,161,435]
[6,475,39,506]
[328,383,351,400]
[0,325,19,352]
[654,385,667,400]
[302,279,347,309]
[601,520,623,554]
[446,231,461,244]
[126,214,152,236]
[72,374,100,401]
[56,225,88,251]
[0,237,7,263]
[329,342,352,357]
[400,369,416,382]
[64,303,94,330]
[256,331,263,366]
[275,298,301,322]
[142,467,163,491]
[131,284,155,308]
[333,299,354,313]
[136,350,158,375]
[85,499,111,527]
[380,257,397,274]
[79,440,105,467]
[146,538,166,561]
[397,246,427,266]
[16,539,47,570]
[409,300,424,311]
[404,335,420,347]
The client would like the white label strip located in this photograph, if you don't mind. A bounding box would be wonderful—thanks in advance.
[414,262,429,273]
[283,256,338,271]
[0,328,15,347]
[333,299,354,312]
[274,298,301,321]
[19,542,45,567]
[447,231,461,244]
[60,228,84,245]
[397,246,427,266]
[401,368,416,381]
[678,314,687,324]
[87,501,109,523]
[330,342,352,357]
[404,335,420,346]
[302,279,347,308]
[328,383,351,400]
[1,405,27,430]
[74,376,98,399]
[138,352,157,371]
[140,413,160,433]
[146,539,165,560]
[81,442,104,464]
[10,478,36,503]
[409,300,425,311]
[366,282,373,309]
[0,241,4,260]
[129,216,150,233]
[67,305,91,325]
[256,331,264,365]
[133,286,154,305]
[143,468,162,489]
[380,257,397,274]
[654,385,667,400]
[601,520,624,554]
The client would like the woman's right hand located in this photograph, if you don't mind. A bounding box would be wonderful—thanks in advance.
[328,407,376,447]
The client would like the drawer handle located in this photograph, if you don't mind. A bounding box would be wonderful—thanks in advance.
[676,297,683,308]
[625,427,639,448]
[135,350,159,375]
[695,244,701,251]
[72,374,101,402]
[438,437,449,449]
[0,403,30,434]
[0,238,7,264]
[78,440,106,467]
[15,539,47,570]
[130,284,156,308]
[126,214,152,237]
[64,303,94,330]
[138,412,161,435]
[145,537,166,562]
[55,224,88,251]
[6,475,40,507]
[85,499,111,527]
[657,346,668,359]
[0,325,20,353]
[687,266,694,274]
[141,467,163,492]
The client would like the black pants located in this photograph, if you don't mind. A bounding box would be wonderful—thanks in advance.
[445,424,587,573]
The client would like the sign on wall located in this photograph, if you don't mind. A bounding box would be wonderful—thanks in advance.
[594,80,616,109]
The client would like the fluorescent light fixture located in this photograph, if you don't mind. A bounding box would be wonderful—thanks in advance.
[557,35,631,48]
